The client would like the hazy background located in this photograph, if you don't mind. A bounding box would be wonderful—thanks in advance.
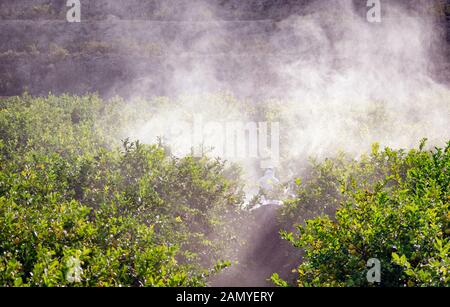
[1,0,449,97]
[1,0,450,287]
[1,0,450,181]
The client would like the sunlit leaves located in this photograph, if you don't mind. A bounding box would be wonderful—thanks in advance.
[278,141,450,287]
[0,94,247,287]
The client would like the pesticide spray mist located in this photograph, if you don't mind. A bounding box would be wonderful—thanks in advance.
[114,0,450,285]
[123,0,449,185]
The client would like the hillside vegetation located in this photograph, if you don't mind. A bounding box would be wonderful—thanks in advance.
[0,94,249,286]
[275,141,450,286]
[0,94,449,287]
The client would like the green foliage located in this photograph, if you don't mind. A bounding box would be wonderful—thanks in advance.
[277,141,450,287]
[0,94,246,286]
[2,93,448,287]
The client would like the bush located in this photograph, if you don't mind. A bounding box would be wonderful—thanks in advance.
[276,141,450,287]
[0,94,247,286]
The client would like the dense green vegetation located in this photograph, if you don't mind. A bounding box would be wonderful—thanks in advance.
[275,141,450,287]
[0,94,248,286]
[0,94,448,287]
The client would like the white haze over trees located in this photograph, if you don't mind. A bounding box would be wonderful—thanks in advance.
[122,0,450,187]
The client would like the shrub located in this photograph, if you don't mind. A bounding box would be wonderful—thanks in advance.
[0,94,247,286]
[276,141,450,287]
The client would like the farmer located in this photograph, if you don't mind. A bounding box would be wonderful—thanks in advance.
[258,168,282,206]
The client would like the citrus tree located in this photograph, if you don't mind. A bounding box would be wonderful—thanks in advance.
[275,141,450,287]
[0,94,247,286]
